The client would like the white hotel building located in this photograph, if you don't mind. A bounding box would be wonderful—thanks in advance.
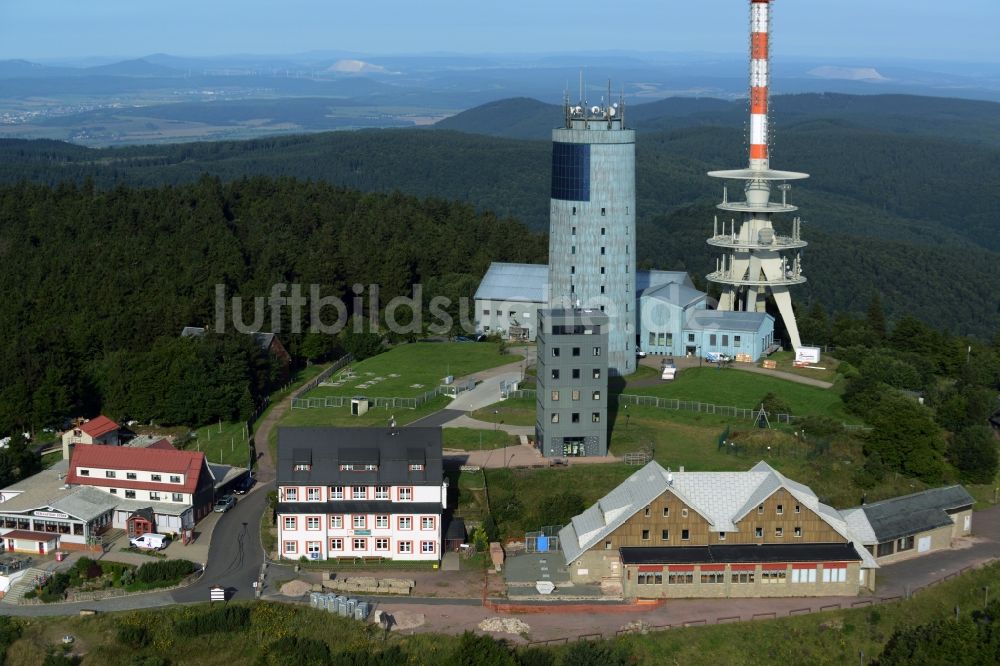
[276,427,446,562]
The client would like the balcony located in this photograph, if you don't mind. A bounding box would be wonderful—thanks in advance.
[706,270,807,288]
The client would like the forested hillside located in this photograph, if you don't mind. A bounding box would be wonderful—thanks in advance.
[1,93,999,337]
[0,178,546,434]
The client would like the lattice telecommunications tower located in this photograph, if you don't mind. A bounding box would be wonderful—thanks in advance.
[706,0,808,351]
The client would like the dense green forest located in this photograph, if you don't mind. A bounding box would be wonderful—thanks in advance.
[0,177,545,436]
[1,93,998,337]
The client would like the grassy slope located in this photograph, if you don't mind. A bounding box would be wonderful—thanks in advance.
[8,563,1000,665]
[304,342,519,399]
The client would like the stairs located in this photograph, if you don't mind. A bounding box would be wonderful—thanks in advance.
[2,567,51,604]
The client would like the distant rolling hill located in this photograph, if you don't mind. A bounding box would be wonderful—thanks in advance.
[1,91,999,337]
[436,93,1000,146]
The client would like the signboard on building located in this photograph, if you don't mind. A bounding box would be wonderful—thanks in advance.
[33,510,69,519]
[794,347,821,364]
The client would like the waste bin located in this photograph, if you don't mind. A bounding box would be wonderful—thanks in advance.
[55,552,65,562]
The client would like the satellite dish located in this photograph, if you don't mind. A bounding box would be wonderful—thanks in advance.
[612,102,619,108]
[591,106,601,115]
[608,107,616,117]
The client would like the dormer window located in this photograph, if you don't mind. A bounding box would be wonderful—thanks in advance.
[106,471,116,478]
[170,475,181,483]
[151,474,161,481]
[126,472,137,480]
[293,447,313,472]
[408,464,424,472]
[294,464,311,472]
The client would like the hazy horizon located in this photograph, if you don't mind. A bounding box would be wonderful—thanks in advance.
[3,0,998,63]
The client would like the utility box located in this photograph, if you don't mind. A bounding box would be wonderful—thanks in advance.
[351,398,369,416]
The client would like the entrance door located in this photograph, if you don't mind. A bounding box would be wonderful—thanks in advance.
[38,541,45,554]
[685,346,697,356]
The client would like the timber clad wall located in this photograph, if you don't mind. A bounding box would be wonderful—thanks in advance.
[730,489,846,545]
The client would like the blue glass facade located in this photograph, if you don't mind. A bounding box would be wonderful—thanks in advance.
[551,142,591,201]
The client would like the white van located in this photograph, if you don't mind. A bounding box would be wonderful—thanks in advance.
[130,533,170,550]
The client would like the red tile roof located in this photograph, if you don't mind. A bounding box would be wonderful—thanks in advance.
[67,446,206,495]
[78,416,119,438]
[2,530,58,542]
[146,439,176,451]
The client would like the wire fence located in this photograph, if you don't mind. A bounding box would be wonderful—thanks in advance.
[506,389,867,430]
[291,385,445,411]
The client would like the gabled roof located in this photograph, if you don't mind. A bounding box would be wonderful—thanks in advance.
[474,263,549,303]
[559,460,878,569]
[686,310,773,333]
[843,485,974,544]
[640,282,706,310]
[67,446,206,495]
[277,427,443,486]
[473,262,698,304]
[78,416,119,438]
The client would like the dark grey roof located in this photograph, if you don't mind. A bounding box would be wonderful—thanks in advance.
[180,326,274,352]
[686,310,772,333]
[443,515,467,542]
[853,485,973,543]
[279,501,441,515]
[620,542,861,565]
[277,427,443,486]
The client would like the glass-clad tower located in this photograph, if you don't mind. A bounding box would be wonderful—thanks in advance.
[547,97,637,376]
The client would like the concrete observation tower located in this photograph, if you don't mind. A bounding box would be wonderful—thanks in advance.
[548,88,637,376]
[706,0,808,351]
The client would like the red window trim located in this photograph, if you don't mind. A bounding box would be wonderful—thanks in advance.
[397,486,413,501]
[329,514,344,529]
[730,564,756,571]
[375,538,390,551]
[699,564,725,572]
[667,565,694,572]
[397,515,412,530]
[375,514,389,529]
[791,563,817,569]
[353,514,367,530]
[397,540,413,554]
[306,486,322,500]
[420,540,436,553]
[305,515,322,530]
[637,565,663,572]
[352,537,367,551]
[352,486,368,500]
[762,563,787,571]
[283,487,298,501]
[282,516,297,530]
[420,516,435,530]
[282,540,297,554]
[329,538,343,551]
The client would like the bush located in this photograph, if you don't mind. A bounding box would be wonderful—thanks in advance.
[134,559,197,585]
[0,616,21,662]
[174,605,250,636]
[262,636,330,666]
[451,631,517,666]
[116,624,151,649]
[760,392,792,416]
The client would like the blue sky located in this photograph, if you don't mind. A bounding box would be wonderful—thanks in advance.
[2,0,997,62]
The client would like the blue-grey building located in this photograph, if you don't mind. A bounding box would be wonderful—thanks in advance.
[474,263,775,362]
[547,101,636,377]
[535,308,609,458]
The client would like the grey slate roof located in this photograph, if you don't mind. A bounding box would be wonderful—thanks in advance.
[640,282,706,310]
[181,326,275,352]
[276,427,443,487]
[686,310,772,333]
[0,461,118,522]
[474,263,696,304]
[558,460,878,569]
[843,485,973,544]
[474,263,549,303]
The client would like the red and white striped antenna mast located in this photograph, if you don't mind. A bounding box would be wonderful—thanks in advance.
[704,0,812,353]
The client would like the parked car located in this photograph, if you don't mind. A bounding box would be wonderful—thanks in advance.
[130,533,170,550]
[213,495,236,513]
[233,474,254,495]
[636,349,648,358]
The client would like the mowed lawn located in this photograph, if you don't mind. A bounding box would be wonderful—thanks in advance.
[305,342,520,399]
[624,366,851,420]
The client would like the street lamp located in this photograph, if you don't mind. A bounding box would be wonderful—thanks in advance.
[624,404,630,431]
[494,409,499,432]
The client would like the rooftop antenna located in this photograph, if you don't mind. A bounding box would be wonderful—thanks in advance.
[579,69,584,106]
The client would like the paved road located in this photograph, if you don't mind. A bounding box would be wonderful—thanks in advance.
[172,486,269,603]
[408,409,466,429]
[637,355,834,389]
